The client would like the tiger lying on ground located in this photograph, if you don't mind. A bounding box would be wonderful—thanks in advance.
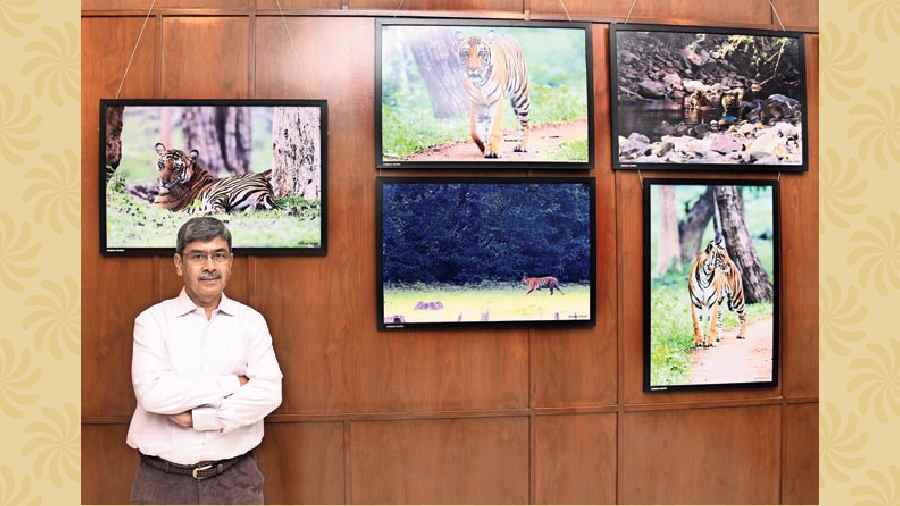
[456,32,530,159]
[152,142,278,214]
[522,275,563,295]
[688,238,747,348]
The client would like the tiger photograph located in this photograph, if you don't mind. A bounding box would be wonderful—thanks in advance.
[101,101,325,252]
[645,181,778,390]
[379,179,594,327]
[378,21,591,166]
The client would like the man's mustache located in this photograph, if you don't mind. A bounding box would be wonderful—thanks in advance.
[199,272,221,280]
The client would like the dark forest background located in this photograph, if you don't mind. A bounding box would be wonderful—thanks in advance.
[381,182,592,285]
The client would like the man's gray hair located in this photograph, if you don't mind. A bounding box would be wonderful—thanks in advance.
[176,217,232,253]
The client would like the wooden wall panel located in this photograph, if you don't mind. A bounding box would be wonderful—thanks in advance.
[349,0,523,12]
[257,422,346,504]
[350,418,529,504]
[82,424,138,504]
[529,0,771,26]
[782,403,818,504]
[532,25,617,409]
[773,0,818,29]
[158,16,252,305]
[257,0,341,9]
[781,34,819,400]
[83,0,249,10]
[534,413,617,504]
[621,405,781,504]
[82,17,159,419]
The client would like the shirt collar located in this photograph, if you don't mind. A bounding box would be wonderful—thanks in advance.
[174,289,236,317]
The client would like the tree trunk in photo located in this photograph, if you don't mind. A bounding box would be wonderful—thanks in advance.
[104,105,123,180]
[179,106,250,176]
[677,188,714,264]
[714,186,774,303]
[655,185,679,277]
[271,107,322,201]
[406,27,468,119]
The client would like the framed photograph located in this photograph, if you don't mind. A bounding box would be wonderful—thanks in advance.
[610,24,807,171]
[377,177,596,330]
[99,99,327,255]
[376,19,594,170]
[643,179,779,391]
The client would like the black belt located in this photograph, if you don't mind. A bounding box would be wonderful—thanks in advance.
[139,449,253,480]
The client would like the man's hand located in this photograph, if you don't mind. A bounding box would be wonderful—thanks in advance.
[169,411,192,428]
[239,375,249,386]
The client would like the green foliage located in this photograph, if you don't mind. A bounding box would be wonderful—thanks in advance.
[105,179,321,249]
[548,139,588,162]
[649,277,773,386]
[383,282,591,322]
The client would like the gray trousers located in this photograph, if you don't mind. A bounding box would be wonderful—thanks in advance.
[129,453,264,505]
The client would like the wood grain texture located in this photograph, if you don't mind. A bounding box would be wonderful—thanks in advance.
[621,405,781,504]
[528,0,770,26]
[531,25,617,409]
[257,0,341,9]
[781,34,819,400]
[534,413,617,504]
[773,0,818,29]
[782,403,818,504]
[349,0,522,11]
[82,424,139,504]
[82,0,249,9]
[82,17,159,419]
[257,421,346,504]
[350,417,529,504]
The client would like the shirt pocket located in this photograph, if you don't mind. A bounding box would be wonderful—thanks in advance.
[205,318,249,375]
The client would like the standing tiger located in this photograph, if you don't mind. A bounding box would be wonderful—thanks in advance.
[456,32,530,159]
[522,275,563,295]
[153,143,278,214]
[688,238,747,347]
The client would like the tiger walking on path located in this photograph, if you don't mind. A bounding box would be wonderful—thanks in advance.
[688,238,748,348]
[456,32,530,159]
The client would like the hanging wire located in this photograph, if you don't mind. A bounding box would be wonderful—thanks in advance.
[558,0,572,22]
[273,0,304,70]
[396,0,405,10]
[114,0,158,99]
[637,169,644,186]
[623,0,639,24]
[766,0,787,30]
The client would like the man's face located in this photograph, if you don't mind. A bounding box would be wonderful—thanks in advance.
[174,237,233,303]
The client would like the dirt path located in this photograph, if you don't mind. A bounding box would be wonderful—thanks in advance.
[404,119,588,162]
[687,317,774,385]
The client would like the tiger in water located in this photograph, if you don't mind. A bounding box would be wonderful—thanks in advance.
[688,238,747,347]
[456,32,530,159]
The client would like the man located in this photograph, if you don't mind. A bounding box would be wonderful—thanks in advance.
[127,217,283,505]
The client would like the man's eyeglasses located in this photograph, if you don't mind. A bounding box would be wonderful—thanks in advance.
[182,251,231,264]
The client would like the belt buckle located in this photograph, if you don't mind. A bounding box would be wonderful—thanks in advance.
[192,464,214,480]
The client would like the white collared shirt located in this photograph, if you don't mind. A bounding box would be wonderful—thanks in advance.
[126,289,283,465]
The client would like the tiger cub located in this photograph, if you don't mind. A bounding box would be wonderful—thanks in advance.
[688,238,747,347]
[522,275,563,295]
[153,143,277,214]
[456,32,530,159]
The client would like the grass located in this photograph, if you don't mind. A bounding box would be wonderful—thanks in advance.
[105,176,322,249]
[383,282,591,323]
[648,273,773,387]
[548,139,588,162]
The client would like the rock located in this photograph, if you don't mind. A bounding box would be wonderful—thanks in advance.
[764,94,801,123]
[749,130,783,159]
[709,133,744,154]
[681,46,709,66]
[773,122,799,139]
[663,73,683,90]
[627,132,650,144]
[686,138,711,153]
[620,50,639,63]
[655,141,675,157]
[653,121,677,137]
[638,79,667,99]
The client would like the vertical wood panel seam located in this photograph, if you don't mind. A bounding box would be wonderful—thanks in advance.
[614,172,624,506]
[344,420,352,505]
[529,413,535,504]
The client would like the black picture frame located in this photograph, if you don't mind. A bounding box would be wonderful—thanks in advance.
[375,18,594,170]
[376,176,597,331]
[642,178,780,392]
[610,23,808,172]
[99,98,328,256]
